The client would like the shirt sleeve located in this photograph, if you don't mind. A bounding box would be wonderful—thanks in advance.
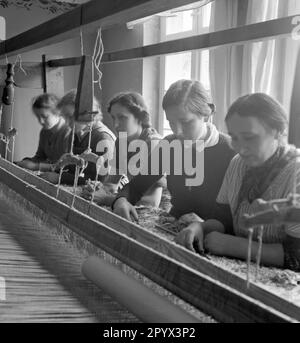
[216,160,232,205]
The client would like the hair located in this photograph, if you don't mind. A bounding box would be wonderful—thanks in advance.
[57,89,103,121]
[32,93,60,117]
[225,93,288,135]
[107,92,151,129]
[162,79,215,118]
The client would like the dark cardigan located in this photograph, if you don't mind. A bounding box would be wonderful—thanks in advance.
[114,133,235,220]
[26,117,71,164]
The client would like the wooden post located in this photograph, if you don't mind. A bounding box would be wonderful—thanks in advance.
[42,54,47,93]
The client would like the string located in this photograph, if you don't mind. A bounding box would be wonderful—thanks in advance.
[14,55,27,76]
[93,27,104,90]
[70,121,75,154]
[80,28,84,56]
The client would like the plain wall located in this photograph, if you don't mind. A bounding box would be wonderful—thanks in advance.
[100,23,144,133]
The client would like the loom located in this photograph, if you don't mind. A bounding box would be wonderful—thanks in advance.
[0,0,300,323]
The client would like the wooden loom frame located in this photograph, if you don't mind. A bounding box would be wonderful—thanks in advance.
[0,0,299,323]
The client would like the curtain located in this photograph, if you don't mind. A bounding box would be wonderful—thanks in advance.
[209,0,300,132]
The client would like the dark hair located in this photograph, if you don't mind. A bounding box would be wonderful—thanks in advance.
[32,93,60,116]
[58,89,103,121]
[162,79,215,118]
[225,93,288,134]
[107,92,151,129]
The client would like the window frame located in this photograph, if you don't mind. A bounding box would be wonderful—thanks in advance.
[158,5,211,136]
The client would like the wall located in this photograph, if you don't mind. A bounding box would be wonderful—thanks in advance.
[101,19,161,134]
[0,6,94,160]
[101,23,144,133]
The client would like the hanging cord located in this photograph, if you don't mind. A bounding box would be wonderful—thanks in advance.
[70,121,76,154]
[87,121,93,152]
[14,55,27,76]
[80,28,84,56]
[93,27,104,90]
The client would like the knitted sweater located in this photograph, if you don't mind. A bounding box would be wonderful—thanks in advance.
[115,125,235,219]
[26,117,71,163]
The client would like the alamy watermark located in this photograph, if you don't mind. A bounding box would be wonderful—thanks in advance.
[292,16,300,40]
[0,277,5,301]
[95,132,205,187]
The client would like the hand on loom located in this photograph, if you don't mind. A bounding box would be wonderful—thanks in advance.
[113,197,139,223]
[175,221,204,254]
[55,153,86,170]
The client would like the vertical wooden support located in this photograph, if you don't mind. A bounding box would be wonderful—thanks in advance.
[74,55,94,121]
[42,54,47,93]
[1,63,15,105]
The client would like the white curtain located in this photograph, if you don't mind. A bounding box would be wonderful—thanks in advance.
[209,0,300,132]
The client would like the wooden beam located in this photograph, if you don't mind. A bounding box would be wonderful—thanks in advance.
[47,57,82,68]
[0,157,299,322]
[102,15,296,63]
[0,0,210,58]
[3,7,82,58]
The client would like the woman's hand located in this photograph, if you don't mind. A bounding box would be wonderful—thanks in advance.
[15,160,39,170]
[81,186,109,202]
[113,197,139,222]
[39,172,60,184]
[175,222,204,253]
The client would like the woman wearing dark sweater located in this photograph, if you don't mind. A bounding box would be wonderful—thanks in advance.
[40,89,116,185]
[82,91,166,207]
[112,79,235,222]
[16,93,71,172]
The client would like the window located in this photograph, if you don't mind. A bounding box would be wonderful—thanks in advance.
[159,3,212,136]
[0,16,5,41]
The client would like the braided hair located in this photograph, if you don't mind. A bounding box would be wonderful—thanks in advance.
[107,92,151,129]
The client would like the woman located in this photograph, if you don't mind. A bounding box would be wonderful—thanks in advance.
[176,93,300,271]
[112,79,235,222]
[82,91,165,207]
[16,93,71,172]
[40,89,116,185]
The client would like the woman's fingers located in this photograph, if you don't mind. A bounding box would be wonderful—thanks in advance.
[184,230,196,252]
[130,206,139,222]
[175,229,196,253]
[194,235,204,254]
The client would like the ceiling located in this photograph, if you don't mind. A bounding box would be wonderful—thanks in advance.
[0,0,90,14]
